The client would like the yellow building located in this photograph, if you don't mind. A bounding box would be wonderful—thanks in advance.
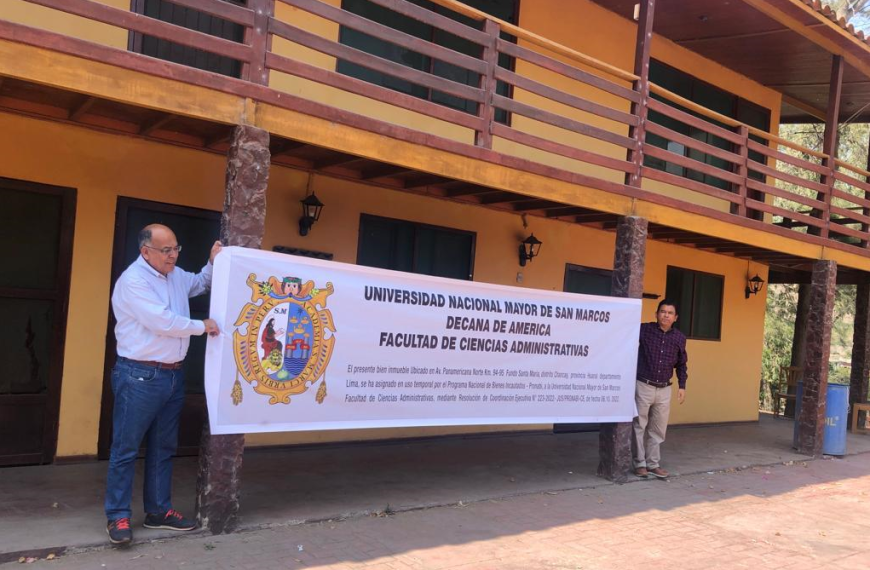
[1,0,868,487]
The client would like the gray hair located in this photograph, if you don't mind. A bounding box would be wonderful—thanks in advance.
[138,228,152,249]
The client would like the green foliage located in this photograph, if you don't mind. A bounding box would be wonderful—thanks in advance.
[829,365,852,385]
[761,284,856,408]
[821,0,870,32]
[760,284,798,409]
[750,0,866,408]
[773,124,869,241]
[759,117,866,408]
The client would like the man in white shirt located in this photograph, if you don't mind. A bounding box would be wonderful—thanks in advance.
[105,224,221,545]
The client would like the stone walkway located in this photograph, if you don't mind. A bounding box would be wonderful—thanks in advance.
[2,415,870,566]
[15,452,870,569]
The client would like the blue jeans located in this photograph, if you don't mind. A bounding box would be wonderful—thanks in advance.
[105,357,185,521]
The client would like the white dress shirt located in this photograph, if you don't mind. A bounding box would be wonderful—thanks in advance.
[112,255,213,364]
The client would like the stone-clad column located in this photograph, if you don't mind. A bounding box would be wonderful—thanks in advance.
[850,274,870,428]
[598,216,647,482]
[796,260,837,456]
[196,125,270,534]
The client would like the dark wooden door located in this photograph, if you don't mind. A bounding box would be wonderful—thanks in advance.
[98,197,220,459]
[0,178,75,466]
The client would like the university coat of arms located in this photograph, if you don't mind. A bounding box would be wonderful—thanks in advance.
[232,273,336,405]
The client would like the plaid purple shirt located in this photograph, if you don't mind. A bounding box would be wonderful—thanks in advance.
[637,322,688,389]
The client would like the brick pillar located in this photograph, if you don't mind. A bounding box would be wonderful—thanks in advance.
[796,260,837,456]
[598,216,647,482]
[850,274,870,428]
[196,125,270,534]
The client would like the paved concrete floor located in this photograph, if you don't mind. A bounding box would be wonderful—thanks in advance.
[12,439,870,569]
[2,415,869,563]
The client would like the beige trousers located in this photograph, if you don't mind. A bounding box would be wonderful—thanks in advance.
[633,380,672,469]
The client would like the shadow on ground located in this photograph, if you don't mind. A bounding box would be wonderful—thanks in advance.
[1,414,869,563]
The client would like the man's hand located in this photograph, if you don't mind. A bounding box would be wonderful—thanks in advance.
[678,388,686,405]
[203,318,220,337]
[209,240,223,264]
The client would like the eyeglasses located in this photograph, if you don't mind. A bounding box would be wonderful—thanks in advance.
[144,245,182,255]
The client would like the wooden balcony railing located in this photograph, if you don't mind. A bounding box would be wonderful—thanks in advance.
[5,0,870,255]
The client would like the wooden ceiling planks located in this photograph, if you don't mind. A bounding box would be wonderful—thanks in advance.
[589,0,870,123]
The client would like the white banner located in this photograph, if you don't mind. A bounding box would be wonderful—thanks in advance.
[205,247,642,434]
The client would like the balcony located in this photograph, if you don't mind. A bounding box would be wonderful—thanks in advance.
[2,0,870,276]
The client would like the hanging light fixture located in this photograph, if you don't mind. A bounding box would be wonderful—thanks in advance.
[745,273,765,299]
[518,234,542,267]
[299,176,324,237]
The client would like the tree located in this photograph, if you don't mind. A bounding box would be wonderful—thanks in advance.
[822,0,870,31]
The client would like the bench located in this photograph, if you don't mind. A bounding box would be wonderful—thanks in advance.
[851,403,870,434]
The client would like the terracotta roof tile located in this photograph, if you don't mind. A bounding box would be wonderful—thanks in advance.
[800,0,870,46]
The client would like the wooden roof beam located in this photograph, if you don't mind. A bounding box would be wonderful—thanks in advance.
[513,200,562,212]
[360,164,417,180]
[669,237,726,245]
[781,94,827,122]
[648,229,697,239]
[205,131,232,149]
[577,214,619,224]
[139,113,176,136]
[546,206,597,218]
[68,95,97,121]
[403,175,453,189]
[751,254,802,260]
[676,26,794,45]
[712,243,772,252]
[717,250,776,258]
[271,139,309,156]
[444,184,495,198]
[313,154,368,170]
[739,0,870,80]
[478,193,535,205]
[770,268,862,285]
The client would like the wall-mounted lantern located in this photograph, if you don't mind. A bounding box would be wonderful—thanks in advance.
[299,192,324,237]
[519,234,542,267]
[745,273,765,299]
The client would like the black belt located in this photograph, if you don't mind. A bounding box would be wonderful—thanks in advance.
[121,357,184,370]
[637,378,671,388]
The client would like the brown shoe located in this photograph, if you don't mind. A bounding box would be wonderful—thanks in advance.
[649,467,669,479]
[635,467,649,478]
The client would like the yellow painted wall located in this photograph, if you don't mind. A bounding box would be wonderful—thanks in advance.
[1,0,129,49]
[645,244,769,424]
[507,0,783,205]
[268,0,476,144]
[2,0,782,208]
[0,113,226,457]
[0,110,765,457]
[265,0,783,205]
[495,0,636,184]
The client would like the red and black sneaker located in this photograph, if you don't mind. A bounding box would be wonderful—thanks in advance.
[106,517,132,545]
[143,509,197,531]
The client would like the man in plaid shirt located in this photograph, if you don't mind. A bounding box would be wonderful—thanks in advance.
[633,299,688,479]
